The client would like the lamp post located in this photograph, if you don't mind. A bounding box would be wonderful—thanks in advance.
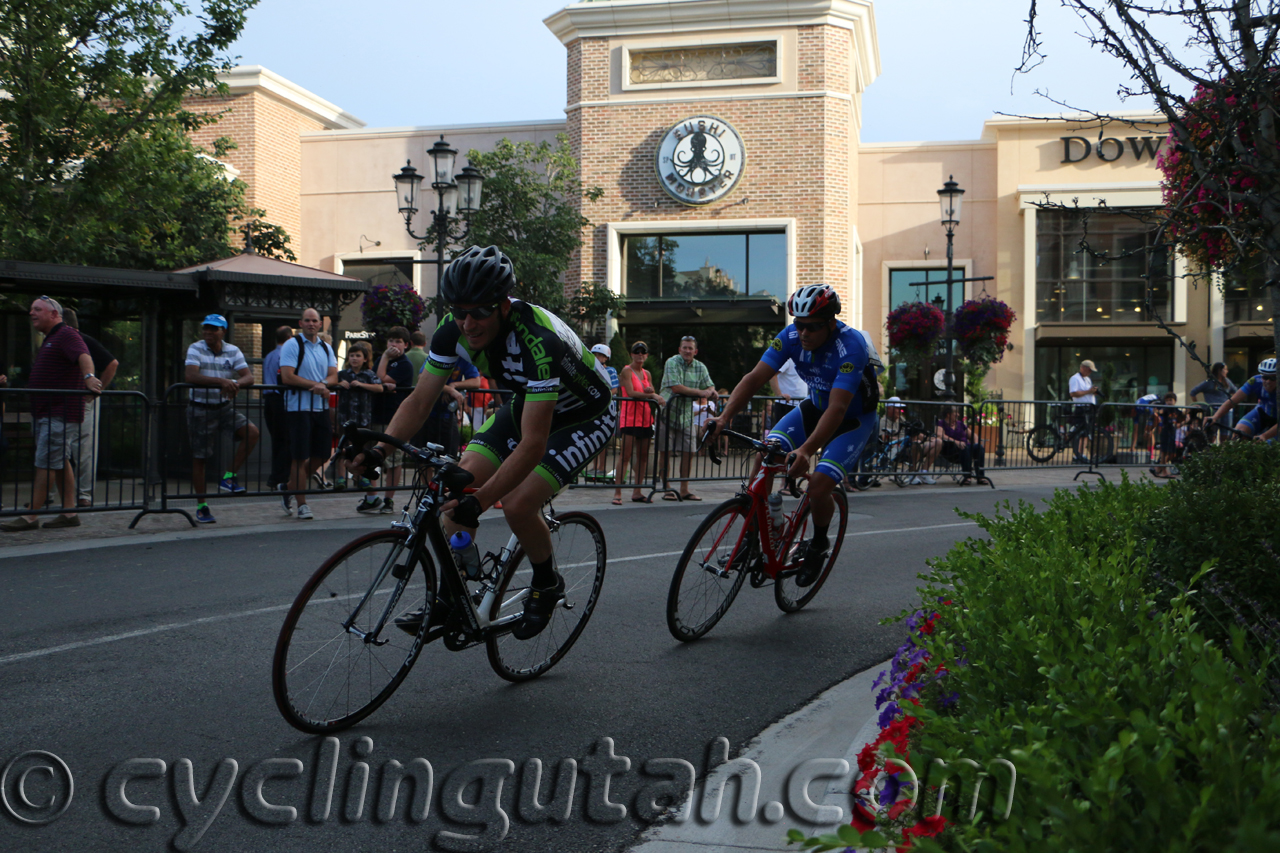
[393,135,485,320]
[936,175,965,400]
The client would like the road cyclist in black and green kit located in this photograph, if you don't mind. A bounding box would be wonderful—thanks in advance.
[350,246,617,640]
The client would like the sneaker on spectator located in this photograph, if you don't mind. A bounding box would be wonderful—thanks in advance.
[378,501,396,514]
[297,504,314,520]
[916,472,937,485]
[281,491,293,515]
[312,470,331,489]
[219,476,245,494]
[195,505,216,524]
[356,496,381,513]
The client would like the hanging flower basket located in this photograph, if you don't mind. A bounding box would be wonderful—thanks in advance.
[886,302,945,371]
[953,298,1015,368]
[361,282,427,336]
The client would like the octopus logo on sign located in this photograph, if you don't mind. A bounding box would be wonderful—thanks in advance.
[655,115,745,206]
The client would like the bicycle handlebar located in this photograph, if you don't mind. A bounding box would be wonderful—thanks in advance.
[340,423,473,492]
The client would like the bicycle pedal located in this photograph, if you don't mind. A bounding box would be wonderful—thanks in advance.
[702,562,731,579]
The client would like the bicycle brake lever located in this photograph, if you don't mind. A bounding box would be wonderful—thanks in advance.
[701,423,722,466]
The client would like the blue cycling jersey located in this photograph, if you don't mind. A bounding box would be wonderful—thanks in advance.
[1238,375,1277,418]
[760,322,871,418]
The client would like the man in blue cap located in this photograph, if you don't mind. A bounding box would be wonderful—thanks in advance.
[184,314,258,523]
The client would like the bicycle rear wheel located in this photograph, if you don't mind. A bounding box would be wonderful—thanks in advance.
[272,529,435,733]
[486,511,606,682]
[1026,426,1059,462]
[775,487,848,612]
[666,495,752,641]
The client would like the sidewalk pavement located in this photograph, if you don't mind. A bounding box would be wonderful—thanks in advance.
[0,464,1156,556]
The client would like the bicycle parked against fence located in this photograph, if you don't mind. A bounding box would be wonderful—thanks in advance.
[272,426,606,733]
[1026,402,1114,464]
[666,428,848,641]
[852,419,929,489]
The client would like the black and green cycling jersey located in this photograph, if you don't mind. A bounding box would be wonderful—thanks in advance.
[425,300,613,416]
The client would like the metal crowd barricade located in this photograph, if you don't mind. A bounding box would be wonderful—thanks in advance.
[0,388,152,519]
[649,392,787,498]
[874,399,994,487]
[1091,401,1221,475]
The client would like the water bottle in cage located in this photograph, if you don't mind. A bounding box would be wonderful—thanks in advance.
[767,493,784,533]
[450,531,482,579]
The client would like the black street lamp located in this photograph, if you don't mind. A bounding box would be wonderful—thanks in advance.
[936,175,965,400]
[393,135,484,319]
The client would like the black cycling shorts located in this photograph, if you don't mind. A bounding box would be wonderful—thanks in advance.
[466,398,618,490]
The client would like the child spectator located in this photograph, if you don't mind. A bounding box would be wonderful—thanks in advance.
[1151,392,1180,478]
[335,342,381,490]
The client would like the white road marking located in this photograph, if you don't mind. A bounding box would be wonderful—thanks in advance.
[0,521,978,666]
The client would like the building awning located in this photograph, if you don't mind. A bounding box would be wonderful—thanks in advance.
[1224,321,1275,345]
[618,296,782,326]
[0,259,198,293]
[173,252,364,292]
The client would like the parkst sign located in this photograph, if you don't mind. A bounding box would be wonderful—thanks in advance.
[1060,135,1164,163]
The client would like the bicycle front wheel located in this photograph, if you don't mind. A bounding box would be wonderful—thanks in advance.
[1073,430,1114,465]
[272,529,435,733]
[486,511,606,682]
[1026,426,1059,462]
[666,495,752,641]
[775,486,848,612]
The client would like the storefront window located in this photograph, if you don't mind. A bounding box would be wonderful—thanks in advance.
[341,259,415,289]
[1036,210,1171,323]
[1034,344,1172,402]
[622,232,785,300]
[1223,260,1272,324]
[888,268,964,312]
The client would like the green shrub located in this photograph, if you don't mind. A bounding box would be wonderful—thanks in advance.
[902,480,1280,852]
[1145,441,1280,644]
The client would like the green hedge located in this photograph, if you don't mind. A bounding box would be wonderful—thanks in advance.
[900,479,1280,851]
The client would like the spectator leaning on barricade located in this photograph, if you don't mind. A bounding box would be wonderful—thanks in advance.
[2,296,102,532]
[262,325,294,492]
[420,359,482,459]
[1190,362,1237,427]
[183,314,258,524]
[334,341,381,490]
[589,344,619,481]
[62,308,118,507]
[405,331,429,385]
[768,357,808,430]
[279,307,338,521]
[1068,359,1101,462]
[613,341,663,505]
[358,326,414,515]
[659,335,716,501]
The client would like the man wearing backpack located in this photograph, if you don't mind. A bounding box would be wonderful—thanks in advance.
[279,307,338,519]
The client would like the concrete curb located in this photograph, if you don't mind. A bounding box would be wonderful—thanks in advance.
[628,659,889,852]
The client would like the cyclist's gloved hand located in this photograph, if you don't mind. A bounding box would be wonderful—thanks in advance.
[450,494,482,528]
[354,445,385,481]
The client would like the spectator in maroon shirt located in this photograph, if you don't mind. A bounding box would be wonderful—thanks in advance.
[1,297,103,531]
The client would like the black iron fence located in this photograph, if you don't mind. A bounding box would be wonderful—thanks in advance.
[1,388,151,520]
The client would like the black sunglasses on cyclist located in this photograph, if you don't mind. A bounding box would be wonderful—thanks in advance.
[794,319,827,332]
[451,303,501,321]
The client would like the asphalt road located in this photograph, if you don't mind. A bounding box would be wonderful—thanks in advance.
[0,483,1056,853]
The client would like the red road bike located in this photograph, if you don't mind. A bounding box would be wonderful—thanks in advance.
[666,428,848,641]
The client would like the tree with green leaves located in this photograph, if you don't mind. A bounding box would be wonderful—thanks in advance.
[459,135,619,333]
[0,0,295,269]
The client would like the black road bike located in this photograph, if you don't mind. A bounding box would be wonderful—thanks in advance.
[272,426,607,733]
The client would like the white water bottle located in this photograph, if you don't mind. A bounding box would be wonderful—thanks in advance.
[450,531,481,579]
[767,493,784,532]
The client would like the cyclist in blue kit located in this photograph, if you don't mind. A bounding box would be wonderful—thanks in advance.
[1212,357,1279,440]
[707,284,880,587]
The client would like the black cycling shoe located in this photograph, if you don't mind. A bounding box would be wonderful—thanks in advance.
[511,573,565,640]
[796,538,830,587]
[394,595,447,636]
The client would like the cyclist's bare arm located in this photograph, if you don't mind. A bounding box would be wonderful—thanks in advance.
[710,361,777,435]
[1213,388,1247,422]
[469,398,555,512]
[1259,423,1278,442]
[349,370,448,474]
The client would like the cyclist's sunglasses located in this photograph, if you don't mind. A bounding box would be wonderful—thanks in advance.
[451,303,501,321]
[794,319,827,332]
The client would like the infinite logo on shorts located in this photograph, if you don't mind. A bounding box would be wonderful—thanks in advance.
[839,362,855,374]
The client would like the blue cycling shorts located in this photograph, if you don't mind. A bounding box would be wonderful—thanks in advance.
[766,399,875,484]
[1238,407,1276,437]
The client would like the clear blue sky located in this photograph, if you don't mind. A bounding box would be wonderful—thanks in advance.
[228,0,1150,141]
